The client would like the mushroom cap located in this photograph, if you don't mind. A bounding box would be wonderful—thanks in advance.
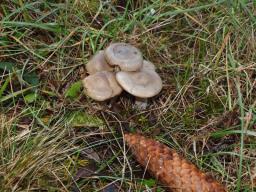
[116,70,162,98]
[82,71,122,101]
[104,43,143,71]
[141,60,156,71]
[86,51,113,74]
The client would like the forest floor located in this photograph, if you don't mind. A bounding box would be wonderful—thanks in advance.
[0,1,256,191]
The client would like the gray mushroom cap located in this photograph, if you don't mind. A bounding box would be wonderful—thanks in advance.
[86,51,113,74]
[82,71,122,101]
[116,70,162,98]
[141,60,156,71]
[104,43,143,71]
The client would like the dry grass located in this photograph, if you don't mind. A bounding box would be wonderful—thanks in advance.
[0,0,256,191]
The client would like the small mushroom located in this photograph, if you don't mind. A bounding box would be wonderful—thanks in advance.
[116,61,162,109]
[104,43,143,71]
[82,71,122,101]
[86,51,113,74]
[141,60,156,71]
[116,70,162,98]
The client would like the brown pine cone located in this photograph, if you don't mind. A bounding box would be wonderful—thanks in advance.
[124,133,226,192]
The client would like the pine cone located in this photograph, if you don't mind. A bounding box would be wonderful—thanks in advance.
[124,133,226,192]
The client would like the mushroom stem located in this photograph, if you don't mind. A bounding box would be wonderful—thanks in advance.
[134,97,148,110]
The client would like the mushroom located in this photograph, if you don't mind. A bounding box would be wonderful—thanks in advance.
[86,51,113,74]
[116,70,162,98]
[116,67,162,109]
[132,60,158,109]
[82,71,122,101]
[104,43,143,71]
[141,60,156,71]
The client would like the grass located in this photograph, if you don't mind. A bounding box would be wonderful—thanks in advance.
[0,0,256,191]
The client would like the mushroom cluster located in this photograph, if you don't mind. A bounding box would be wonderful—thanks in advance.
[82,43,162,103]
